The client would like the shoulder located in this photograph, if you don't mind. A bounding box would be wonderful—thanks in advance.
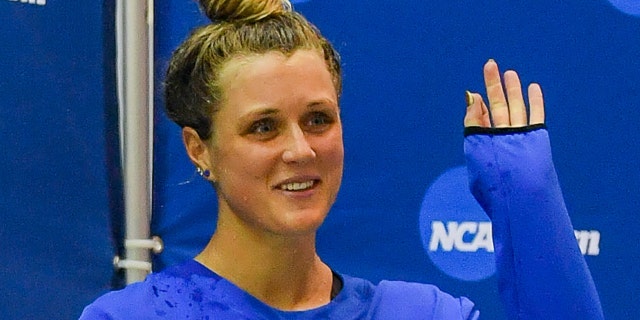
[369,280,478,320]
[79,280,153,319]
[79,260,219,320]
[337,274,478,320]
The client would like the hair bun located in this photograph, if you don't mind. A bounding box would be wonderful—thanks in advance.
[199,0,292,22]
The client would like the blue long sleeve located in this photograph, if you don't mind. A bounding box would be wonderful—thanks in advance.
[464,126,603,319]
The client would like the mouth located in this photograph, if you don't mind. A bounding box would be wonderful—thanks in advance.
[278,180,316,192]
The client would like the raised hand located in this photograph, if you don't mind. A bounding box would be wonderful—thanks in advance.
[464,59,544,128]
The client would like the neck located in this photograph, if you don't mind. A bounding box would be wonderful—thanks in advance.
[195,213,333,311]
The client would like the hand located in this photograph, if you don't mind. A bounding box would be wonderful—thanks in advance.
[464,59,545,128]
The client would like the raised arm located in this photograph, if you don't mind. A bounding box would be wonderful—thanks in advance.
[463,60,604,319]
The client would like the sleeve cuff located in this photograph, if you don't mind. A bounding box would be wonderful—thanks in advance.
[464,123,546,137]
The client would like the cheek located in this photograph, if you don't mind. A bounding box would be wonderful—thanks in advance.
[216,145,278,181]
[329,142,344,169]
[212,146,278,211]
[317,131,344,174]
[320,135,344,204]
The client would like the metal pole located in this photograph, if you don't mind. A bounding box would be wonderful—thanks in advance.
[116,0,154,284]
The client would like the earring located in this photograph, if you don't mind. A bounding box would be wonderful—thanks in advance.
[196,167,211,178]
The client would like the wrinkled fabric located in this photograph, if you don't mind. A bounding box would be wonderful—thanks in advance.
[465,126,603,319]
[80,260,478,319]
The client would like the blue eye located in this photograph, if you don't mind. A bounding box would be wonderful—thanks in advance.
[304,112,335,133]
[250,118,277,135]
[308,112,332,126]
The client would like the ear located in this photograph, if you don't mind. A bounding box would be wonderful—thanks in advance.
[182,127,215,180]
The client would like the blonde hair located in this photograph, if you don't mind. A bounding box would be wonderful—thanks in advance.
[201,0,292,21]
[164,0,342,140]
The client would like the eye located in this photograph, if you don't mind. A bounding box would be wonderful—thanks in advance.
[248,118,278,138]
[304,111,335,133]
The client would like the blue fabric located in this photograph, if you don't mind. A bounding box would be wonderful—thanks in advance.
[465,127,604,319]
[80,260,477,319]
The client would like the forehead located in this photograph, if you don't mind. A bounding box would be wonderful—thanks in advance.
[217,49,338,113]
[220,49,328,86]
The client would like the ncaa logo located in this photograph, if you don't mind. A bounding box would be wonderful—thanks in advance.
[606,0,640,17]
[418,166,495,281]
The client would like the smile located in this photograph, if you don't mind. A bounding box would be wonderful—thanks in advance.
[279,180,315,191]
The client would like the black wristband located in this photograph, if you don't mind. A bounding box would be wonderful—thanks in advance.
[464,123,546,137]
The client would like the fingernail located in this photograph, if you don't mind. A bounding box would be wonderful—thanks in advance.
[488,58,495,64]
[465,90,474,107]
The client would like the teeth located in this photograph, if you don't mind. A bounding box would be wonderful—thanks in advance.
[280,180,314,191]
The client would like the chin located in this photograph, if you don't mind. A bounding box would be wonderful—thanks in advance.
[274,209,328,236]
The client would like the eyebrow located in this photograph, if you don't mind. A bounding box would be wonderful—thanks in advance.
[237,98,338,122]
[306,98,339,110]
[243,108,279,118]
[235,107,279,130]
[243,100,335,116]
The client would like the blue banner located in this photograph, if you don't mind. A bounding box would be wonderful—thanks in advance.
[0,1,116,318]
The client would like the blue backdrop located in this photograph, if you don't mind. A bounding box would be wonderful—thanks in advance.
[0,1,117,319]
[1,0,638,319]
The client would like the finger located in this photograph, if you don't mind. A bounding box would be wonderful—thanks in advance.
[504,70,528,127]
[479,96,491,127]
[464,92,491,127]
[528,83,545,124]
[483,59,510,127]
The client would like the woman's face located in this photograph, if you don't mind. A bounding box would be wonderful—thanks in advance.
[205,49,343,237]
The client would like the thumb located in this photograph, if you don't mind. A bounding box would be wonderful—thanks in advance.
[464,91,490,127]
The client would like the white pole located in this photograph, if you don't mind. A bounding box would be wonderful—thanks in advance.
[116,0,154,284]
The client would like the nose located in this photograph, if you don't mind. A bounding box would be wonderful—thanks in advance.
[282,125,316,164]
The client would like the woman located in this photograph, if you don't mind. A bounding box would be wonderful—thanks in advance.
[81,0,603,318]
